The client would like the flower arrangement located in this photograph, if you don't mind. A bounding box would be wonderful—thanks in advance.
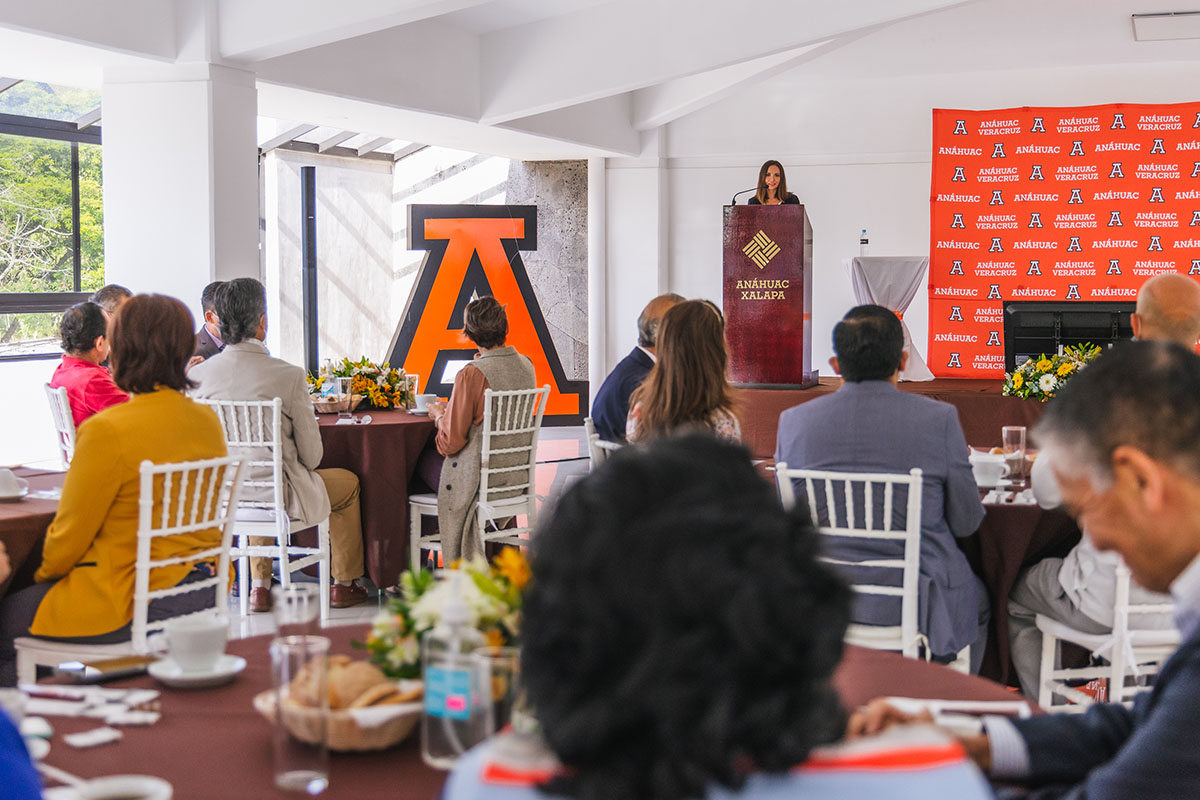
[360,549,530,679]
[307,357,412,410]
[1002,343,1102,402]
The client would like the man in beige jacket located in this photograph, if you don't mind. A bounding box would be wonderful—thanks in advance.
[190,278,367,611]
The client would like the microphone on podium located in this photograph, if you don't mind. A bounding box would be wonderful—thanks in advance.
[730,188,756,205]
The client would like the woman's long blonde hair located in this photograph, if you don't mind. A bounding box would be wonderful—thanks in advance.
[629,300,736,440]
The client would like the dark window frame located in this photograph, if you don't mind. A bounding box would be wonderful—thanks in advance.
[0,112,102,361]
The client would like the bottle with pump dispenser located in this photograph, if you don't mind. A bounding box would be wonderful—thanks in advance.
[420,571,492,769]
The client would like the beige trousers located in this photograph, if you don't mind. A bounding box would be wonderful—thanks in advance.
[250,468,365,582]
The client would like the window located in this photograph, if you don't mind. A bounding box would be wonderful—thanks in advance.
[0,81,103,359]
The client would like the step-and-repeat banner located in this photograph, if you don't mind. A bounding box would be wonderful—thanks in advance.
[928,102,1200,378]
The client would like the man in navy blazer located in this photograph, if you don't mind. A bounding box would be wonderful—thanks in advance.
[775,305,987,670]
[854,340,1200,799]
[590,293,682,441]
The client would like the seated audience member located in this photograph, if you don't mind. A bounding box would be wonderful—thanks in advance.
[193,280,226,360]
[776,305,987,670]
[427,296,536,563]
[854,340,1200,799]
[1006,271,1199,698]
[0,542,41,799]
[48,302,130,427]
[89,283,132,319]
[190,279,368,611]
[626,300,741,443]
[590,293,682,441]
[443,435,992,800]
[0,295,227,686]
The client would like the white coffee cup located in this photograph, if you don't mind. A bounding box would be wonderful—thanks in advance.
[414,393,438,413]
[154,615,227,674]
[0,468,28,497]
[78,775,172,800]
[969,452,1010,486]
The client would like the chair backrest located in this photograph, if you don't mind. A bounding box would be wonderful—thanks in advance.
[776,464,925,656]
[477,386,550,528]
[1107,561,1178,702]
[195,398,286,527]
[583,416,623,471]
[131,455,245,652]
[45,384,76,469]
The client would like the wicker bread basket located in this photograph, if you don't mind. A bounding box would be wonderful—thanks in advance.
[311,394,365,415]
[253,681,422,751]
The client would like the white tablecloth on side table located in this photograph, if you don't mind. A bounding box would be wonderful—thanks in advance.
[847,256,934,382]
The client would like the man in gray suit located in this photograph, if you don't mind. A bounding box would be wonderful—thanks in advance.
[775,305,988,670]
[190,278,367,612]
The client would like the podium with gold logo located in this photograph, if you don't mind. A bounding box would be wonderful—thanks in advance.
[722,204,818,387]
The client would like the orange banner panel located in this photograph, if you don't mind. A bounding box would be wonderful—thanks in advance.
[930,103,1200,377]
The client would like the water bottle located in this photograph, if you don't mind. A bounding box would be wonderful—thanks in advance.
[421,572,492,769]
[859,228,870,257]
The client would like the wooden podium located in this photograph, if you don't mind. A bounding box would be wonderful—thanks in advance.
[722,204,817,387]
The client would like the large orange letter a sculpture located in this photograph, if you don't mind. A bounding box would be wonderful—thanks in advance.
[386,205,587,424]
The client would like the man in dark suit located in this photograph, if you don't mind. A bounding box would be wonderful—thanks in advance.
[590,293,683,441]
[775,305,987,670]
[853,340,1200,799]
[193,281,225,361]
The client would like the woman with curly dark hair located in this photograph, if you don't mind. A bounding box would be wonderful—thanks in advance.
[48,301,129,426]
[626,300,740,443]
[442,435,992,800]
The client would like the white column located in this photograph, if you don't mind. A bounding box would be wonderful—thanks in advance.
[602,131,670,374]
[101,63,258,320]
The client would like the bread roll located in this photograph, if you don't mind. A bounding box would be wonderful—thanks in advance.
[329,661,389,709]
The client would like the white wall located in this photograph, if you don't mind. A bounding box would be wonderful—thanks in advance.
[0,359,62,468]
[601,59,1200,371]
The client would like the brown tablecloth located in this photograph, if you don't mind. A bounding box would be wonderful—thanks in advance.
[316,410,435,589]
[961,502,1081,685]
[0,469,64,599]
[736,378,1046,460]
[40,626,1026,798]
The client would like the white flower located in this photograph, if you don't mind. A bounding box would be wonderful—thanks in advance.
[370,611,403,639]
[408,570,507,631]
[386,635,420,669]
[1039,374,1057,393]
[376,374,388,387]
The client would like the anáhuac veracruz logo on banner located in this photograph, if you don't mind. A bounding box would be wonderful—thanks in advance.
[929,103,1200,378]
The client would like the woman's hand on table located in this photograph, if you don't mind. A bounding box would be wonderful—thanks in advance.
[427,399,447,422]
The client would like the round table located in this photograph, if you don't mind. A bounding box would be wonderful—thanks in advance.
[38,624,1029,798]
[315,409,435,588]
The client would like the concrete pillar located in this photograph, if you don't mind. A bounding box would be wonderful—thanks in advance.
[101,63,258,320]
[587,157,607,396]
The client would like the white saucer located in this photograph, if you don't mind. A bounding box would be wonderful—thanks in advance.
[24,736,49,760]
[0,487,28,503]
[409,409,429,416]
[976,478,1014,490]
[147,655,246,689]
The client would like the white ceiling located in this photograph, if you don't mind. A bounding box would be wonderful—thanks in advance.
[0,0,1196,160]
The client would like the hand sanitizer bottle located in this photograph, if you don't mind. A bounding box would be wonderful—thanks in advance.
[859,228,870,257]
[421,571,492,769]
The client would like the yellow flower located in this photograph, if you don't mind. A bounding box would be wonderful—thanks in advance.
[484,628,506,647]
[1035,359,1052,372]
[1013,373,1024,389]
[494,548,531,591]
[1057,363,1075,377]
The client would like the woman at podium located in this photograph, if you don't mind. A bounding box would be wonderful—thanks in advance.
[749,159,799,205]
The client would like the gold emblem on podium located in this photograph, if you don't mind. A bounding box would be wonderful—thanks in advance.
[743,230,781,270]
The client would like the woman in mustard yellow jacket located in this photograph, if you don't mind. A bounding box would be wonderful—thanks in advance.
[0,295,227,685]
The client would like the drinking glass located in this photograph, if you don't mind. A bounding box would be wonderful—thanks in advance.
[272,585,322,638]
[270,635,329,794]
[1001,426,1027,489]
[473,646,520,733]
